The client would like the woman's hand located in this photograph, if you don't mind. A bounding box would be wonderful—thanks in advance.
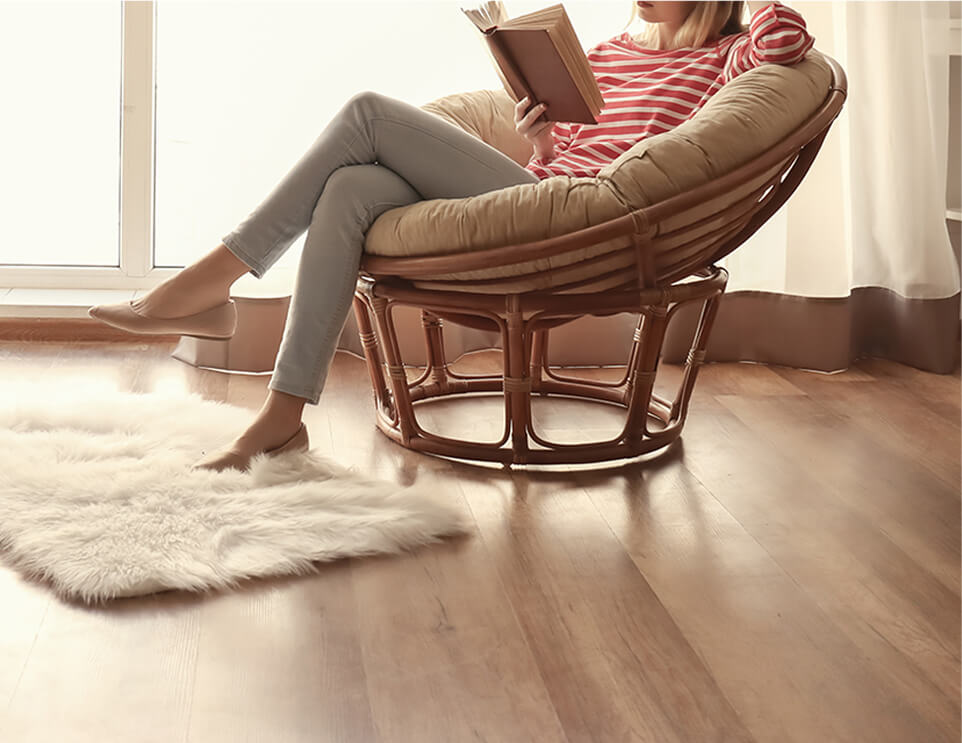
[514,96,555,162]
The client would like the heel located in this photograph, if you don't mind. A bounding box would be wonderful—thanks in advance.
[266,423,309,457]
[181,300,237,340]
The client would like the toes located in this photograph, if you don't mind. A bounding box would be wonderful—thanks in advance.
[192,448,249,472]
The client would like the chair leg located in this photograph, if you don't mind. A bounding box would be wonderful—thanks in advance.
[623,304,670,446]
[370,297,417,445]
[529,329,547,393]
[620,315,644,409]
[421,311,450,392]
[672,292,722,424]
[352,295,393,419]
[504,297,531,464]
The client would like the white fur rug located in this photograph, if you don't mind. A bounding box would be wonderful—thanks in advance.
[0,382,469,604]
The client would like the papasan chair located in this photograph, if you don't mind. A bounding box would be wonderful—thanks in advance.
[352,49,847,465]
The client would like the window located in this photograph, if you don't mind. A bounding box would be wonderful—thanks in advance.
[0,1,629,291]
[0,1,122,268]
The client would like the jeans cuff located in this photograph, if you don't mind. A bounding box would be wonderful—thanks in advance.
[268,375,322,406]
[221,234,267,279]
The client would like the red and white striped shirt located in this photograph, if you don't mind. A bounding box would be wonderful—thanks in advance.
[524,1,815,180]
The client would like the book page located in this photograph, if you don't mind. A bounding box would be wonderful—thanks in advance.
[501,4,563,30]
[460,1,508,32]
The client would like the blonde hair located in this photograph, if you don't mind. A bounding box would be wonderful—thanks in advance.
[625,2,748,50]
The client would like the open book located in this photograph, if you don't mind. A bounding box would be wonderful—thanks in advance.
[461,2,604,125]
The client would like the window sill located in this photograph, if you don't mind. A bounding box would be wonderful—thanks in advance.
[0,270,296,319]
[0,279,290,319]
[0,288,139,318]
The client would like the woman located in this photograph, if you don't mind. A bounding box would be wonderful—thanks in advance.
[89,1,814,472]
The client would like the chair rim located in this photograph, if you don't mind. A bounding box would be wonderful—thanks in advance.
[360,52,848,285]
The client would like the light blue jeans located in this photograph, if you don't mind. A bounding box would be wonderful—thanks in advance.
[220,91,541,405]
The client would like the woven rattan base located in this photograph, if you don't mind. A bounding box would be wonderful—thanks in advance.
[352,266,728,466]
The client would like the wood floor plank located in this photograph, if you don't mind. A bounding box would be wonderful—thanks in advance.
[350,477,567,743]
[187,564,376,743]
[452,464,755,743]
[0,569,51,713]
[675,401,958,743]
[584,460,960,743]
[768,374,959,491]
[361,651,567,743]
[851,358,961,424]
[684,361,812,396]
[715,392,960,595]
[2,591,201,743]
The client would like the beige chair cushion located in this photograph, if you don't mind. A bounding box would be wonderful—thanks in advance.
[363,50,834,292]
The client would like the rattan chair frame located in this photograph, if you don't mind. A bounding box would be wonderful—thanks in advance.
[352,55,848,465]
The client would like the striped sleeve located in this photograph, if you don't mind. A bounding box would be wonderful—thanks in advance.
[723,2,815,83]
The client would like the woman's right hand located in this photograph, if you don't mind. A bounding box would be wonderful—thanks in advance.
[514,96,555,162]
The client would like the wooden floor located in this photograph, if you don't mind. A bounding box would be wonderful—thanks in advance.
[0,340,959,743]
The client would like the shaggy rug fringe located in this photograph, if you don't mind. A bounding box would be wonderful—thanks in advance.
[0,381,469,603]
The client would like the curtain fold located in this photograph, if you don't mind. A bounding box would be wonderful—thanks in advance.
[340,1,960,374]
[836,0,957,298]
[663,0,960,373]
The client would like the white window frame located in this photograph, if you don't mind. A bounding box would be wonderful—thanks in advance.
[0,2,176,291]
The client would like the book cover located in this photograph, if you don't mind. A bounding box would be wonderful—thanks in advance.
[462,2,603,124]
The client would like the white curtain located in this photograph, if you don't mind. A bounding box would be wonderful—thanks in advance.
[721,0,959,300]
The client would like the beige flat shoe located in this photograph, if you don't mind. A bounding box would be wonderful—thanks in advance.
[87,299,237,340]
[265,422,310,458]
[191,423,310,473]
